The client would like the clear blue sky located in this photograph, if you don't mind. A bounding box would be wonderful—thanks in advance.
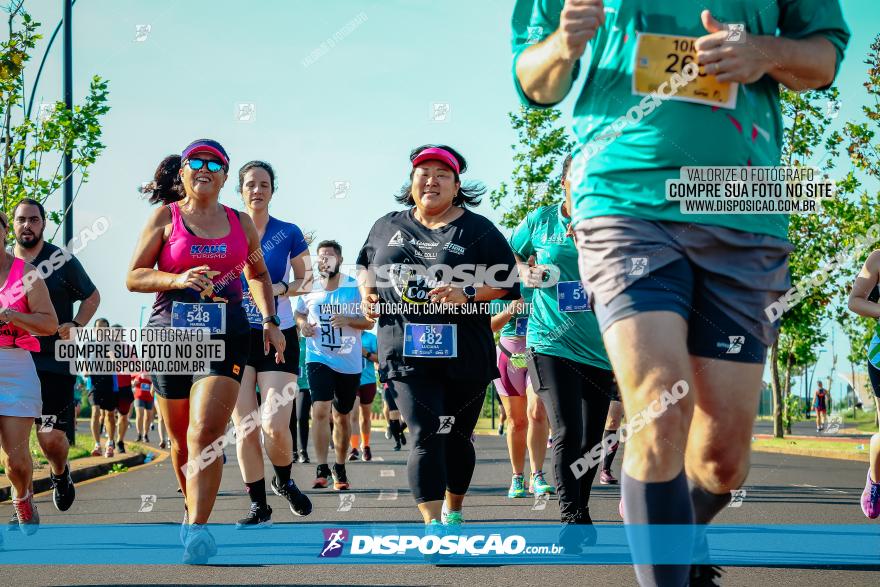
[13,0,880,397]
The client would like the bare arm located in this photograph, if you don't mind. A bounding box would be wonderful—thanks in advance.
[240,213,276,320]
[73,289,100,327]
[3,264,59,336]
[281,250,313,297]
[491,298,523,333]
[848,251,880,318]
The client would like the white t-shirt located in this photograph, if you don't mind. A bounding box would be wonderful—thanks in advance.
[295,274,363,374]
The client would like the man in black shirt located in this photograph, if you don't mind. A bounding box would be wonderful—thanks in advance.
[12,199,101,512]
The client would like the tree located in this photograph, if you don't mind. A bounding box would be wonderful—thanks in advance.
[490,106,574,229]
[1,3,110,233]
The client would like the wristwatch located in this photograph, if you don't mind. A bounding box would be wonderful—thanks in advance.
[71,320,83,328]
[263,314,281,326]
[463,285,477,304]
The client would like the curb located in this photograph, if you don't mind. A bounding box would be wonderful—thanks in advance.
[0,450,147,503]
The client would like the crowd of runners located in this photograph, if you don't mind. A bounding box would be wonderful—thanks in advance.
[0,0,875,585]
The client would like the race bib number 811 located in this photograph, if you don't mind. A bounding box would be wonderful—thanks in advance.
[633,33,738,110]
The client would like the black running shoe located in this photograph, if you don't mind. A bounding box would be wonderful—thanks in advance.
[400,431,407,446]
[690,565,724,586]
[393,439,402,451]
[362,446,372,462]
[299,450,310,464]
[348,448,360,461]
[332,463,350,491]
[235,503,272,529]
[117,441,126,454]
[271,476,313,516]
[51,465,76,512]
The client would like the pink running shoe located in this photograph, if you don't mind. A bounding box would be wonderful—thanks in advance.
[861,471,880,519]
[599,469,618,485]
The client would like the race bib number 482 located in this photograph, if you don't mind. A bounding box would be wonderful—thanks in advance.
[632,33,738,110]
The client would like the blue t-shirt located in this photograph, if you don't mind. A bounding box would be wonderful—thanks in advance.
[295,274,364,375]
[360,331,378,385]
[242,216,308,330]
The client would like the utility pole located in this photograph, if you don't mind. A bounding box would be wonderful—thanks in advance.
[62,0,73,244]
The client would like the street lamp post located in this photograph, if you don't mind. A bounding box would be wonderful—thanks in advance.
[62,0,73,245]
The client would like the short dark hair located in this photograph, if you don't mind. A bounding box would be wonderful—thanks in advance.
[316,240,342,256]
[13,198,46,221]
[561,154,573,182]
[95,317,110,326]
[238,160,277,193]
[395,144,485,208]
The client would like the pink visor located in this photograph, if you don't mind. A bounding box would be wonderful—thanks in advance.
[412,147,460,175]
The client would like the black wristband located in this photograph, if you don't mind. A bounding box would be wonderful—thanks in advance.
[71,320,83,328]
[280,281,289,295]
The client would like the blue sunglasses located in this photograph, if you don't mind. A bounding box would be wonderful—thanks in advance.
[186,158,225,173]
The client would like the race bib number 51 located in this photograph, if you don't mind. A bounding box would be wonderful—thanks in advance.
[633,33,738,110]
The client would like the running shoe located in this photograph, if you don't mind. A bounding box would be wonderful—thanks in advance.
[332,463,350,491]
[271,476,313,516]
[424,519,446,563]
[313,464,331,489]
[50,464,76,512]
[348,448,360,461]
[530,471,556,495]
[104,444,114,458]
[558,518,585,555]
[236,503,273,529]
[298,450,310,464]
[12,493,39,536]
[547,435,553,448]
[689,564,724,586]
[400,424,407,445]
[136,434,143,442]
[159,440,167,449]
[508,475,527,498]
[599,469,618,485]
[144,434,150,443]
[91,443,102,457]
[182,524,217,565]
[442,506,463,528]
[117,441,126,454]
[578,508,597,546]
[362,446,372,462]
[7,510,18,532]
[861,470,880,519]
[393,439,402,451]
[385,427,392,440]
[498,423,504,436]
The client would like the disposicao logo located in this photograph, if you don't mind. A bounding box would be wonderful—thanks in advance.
[319,528,348,558]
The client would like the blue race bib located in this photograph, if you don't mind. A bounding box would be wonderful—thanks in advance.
[243,292,263,327]
[556,281,590,313]
[171,302,226,334]
[514,317,528,337]
[403,324,457,358]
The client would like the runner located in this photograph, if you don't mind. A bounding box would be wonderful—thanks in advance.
[513,2,849,584]
[813,381,831,432]
[0,209,58,534]
[489,293,554,498]
[357,144,520,528]
[846,259,880,519]
[231,160,312,528]
[111,324,135,454]
[510,154,616,549]
[349,329,379,462]
[132,371,154,443]
[599,400,623,485]
[88,318,118,458]
[12,198,100,512]
[290,336,312,463]
[296,240,369,491]
[128,139,286,563]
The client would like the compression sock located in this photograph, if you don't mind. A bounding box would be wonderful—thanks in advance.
[350,434,360,451]
[273,462,294,488]
[622,470,694,587]
[362,430,371,448]
[245,478,268,509]
[601,429,619,471]
[388,419,401,442]
[689,478,732,563]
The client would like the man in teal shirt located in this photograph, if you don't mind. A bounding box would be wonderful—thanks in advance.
[513,2,849,585]
[509,154,617,550]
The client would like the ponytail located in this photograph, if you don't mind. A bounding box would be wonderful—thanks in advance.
[141,155,185,205]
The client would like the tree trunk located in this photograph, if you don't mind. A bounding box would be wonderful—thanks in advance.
[771,341,784,438]
[784,355,793,435]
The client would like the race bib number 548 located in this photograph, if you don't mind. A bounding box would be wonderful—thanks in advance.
[633,33,738,110]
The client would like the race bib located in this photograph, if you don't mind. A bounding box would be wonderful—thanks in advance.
[171,302,226,334]
[403,324,457,358]
[514,317,528,337]
[557,281,590,313]
[632,33,738,110]
[243,292,263,326]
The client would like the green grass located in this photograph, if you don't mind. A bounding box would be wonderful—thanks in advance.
[757,408,879,432]
[0,430,146,475]
[752,437,870,456]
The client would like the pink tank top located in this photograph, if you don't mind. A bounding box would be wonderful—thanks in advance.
[153,202,249,314]
[0,257,41,351]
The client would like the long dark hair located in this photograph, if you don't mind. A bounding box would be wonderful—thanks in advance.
[395,144,484,208]
[238,160,277,193]
[141,155,185,205]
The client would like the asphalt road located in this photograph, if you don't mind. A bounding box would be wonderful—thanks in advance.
[2,427,879,586]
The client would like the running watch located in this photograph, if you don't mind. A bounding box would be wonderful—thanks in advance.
[263,314,281,326]
[463,285,477,304]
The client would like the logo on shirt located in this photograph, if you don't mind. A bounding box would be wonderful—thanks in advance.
[408,237,439,249]
[388,231,405,247]
[190,244,228,258]
[443,242,466,255]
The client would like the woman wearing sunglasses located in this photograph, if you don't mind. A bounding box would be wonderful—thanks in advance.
[128,139,285,563]
[0,210,58,535]
[232,160,313,527]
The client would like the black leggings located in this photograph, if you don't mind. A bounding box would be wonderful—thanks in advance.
[528,352,615,520]
[289,388,312,453]
[388,375,488,503]
[869,362,880,398]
